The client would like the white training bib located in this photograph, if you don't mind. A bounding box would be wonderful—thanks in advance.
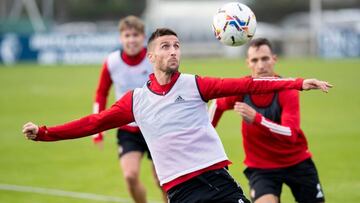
[133,74,228,185]
[106,50,152,127]
[106,50,152,100]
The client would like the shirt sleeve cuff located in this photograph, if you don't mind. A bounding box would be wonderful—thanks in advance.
[92,133,103,143]
[296,78,304,90]
[253,112,263,124]
[35,126,47,141]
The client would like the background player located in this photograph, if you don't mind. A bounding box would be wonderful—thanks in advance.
[92,15,166,203]
[209,38,325,203]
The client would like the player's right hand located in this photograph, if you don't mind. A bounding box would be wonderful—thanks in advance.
[234,102,256,123]
[22,122,39,140]
[92,133,104,150]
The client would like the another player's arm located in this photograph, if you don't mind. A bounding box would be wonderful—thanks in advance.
[196,76,332,101]
[234,90,302,143]
[23,91,134,142]
[93,61,113,144]
[208,96,238,127]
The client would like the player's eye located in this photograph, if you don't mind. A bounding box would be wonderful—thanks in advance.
[251,58,258,63]
[261,56,270,62]
[132,33,139,38]
[161,44,169,49]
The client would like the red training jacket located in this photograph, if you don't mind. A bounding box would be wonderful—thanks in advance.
[211,75,311,169]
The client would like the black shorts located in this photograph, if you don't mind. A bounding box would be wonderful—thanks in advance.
[167,168,250,203]
[244,158,325,203]
[117,129,152,160]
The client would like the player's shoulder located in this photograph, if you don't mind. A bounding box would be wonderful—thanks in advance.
[122,90,135,102]
[133,81,149,93]
[104,50,123,71]
[106,49,121,61]
[181,73,195,77]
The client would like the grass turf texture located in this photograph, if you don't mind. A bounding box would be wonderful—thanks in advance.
[0,58,359,202]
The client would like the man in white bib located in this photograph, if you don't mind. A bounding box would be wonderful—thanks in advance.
[23,28,332,203]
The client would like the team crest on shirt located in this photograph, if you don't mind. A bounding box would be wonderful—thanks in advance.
[174,95,185,103]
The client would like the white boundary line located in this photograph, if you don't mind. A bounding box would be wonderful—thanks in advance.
[0,183,162,203]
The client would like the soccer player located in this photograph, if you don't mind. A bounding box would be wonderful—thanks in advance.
[23,28,331,203]
[92,15,166,203]
[209,38,326,203]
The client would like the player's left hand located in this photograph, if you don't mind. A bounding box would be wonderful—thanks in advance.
[234,102,256,123]
[302,79,333,93]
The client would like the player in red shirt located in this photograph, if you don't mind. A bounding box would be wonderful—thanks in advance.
[92,16,166,203]
[209,38,325,203]
[23,29,331,203]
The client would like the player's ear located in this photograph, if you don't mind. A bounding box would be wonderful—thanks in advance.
[245,57,251,68]
[147,52,155,63]
[272,54,278,63]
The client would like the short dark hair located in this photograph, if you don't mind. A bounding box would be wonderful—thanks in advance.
[118,15,145,34]
[248,38,274,53]
[147,28,178,49]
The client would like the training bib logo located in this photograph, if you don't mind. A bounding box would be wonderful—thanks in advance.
[174,95,185,103]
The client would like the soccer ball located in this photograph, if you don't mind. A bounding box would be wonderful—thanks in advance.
[212,2,257,46]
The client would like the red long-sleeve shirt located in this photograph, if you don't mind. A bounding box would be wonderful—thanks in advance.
[211,76,311,169]
[35,72,304,190]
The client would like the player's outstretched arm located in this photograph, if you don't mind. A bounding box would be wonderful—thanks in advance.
[196,76,332,101]
[22,91,134,142]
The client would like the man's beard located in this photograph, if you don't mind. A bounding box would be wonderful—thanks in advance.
[159,61,179,74]
[164,65,179,74]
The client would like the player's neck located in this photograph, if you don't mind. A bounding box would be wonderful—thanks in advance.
[121,48,146,66]
[154,71,173,85]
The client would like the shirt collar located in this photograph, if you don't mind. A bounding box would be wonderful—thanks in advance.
[147,71,181,95]
[121,48,147,66]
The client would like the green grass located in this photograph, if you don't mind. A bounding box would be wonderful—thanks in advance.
[0,58,359,202]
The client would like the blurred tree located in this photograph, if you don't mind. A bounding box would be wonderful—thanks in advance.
[53,0,146,22]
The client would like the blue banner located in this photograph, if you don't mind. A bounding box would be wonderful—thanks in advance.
[0,32,119,65]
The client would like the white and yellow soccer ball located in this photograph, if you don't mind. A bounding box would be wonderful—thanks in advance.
[212,2,257,46]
